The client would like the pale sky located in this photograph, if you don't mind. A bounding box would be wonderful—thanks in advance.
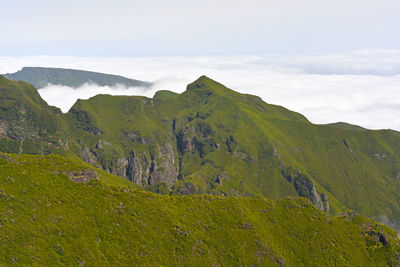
[1,0,400,56]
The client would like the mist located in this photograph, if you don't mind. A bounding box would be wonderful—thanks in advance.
[38,83,156,113]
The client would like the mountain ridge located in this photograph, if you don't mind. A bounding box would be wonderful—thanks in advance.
[1,74,400,230]
[3,67,152,89]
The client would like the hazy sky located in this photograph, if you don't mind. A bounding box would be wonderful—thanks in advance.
[1,0,400,56]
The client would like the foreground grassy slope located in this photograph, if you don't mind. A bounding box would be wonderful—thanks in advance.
[0,152,399,266]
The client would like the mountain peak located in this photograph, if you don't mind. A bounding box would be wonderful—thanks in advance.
[186,75,234,97]
[188,75,221,88]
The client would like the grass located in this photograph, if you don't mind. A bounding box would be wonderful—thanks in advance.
[0,152,399,266]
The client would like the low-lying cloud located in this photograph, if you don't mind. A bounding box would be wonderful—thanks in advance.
[38,83,156,113]
[2,50,400,130]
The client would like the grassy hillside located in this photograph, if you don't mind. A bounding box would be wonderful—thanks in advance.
[325,122,367,131]
[0,152,399,266]
[153,90,179,99]
[2,74,400,230]
[0,75,68,147]
[3,67,152,88]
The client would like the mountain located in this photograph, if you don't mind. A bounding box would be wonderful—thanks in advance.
[325,122,367,131]
[1,152,399,265]
[2,74,400,230]
[3,67,152,89]
[153,90,179,99]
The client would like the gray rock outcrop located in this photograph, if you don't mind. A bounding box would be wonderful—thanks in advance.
[282,167,329,212]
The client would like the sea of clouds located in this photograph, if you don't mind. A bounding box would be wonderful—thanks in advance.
[1,50,400,130]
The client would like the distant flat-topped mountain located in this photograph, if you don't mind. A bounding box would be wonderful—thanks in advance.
[3,67,152,89]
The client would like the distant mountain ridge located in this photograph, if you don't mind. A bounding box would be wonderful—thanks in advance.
[3,67,152,89]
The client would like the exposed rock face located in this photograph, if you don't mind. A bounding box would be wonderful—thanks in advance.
[272,146,280,159]
[148,143,178,187]
[175,121,220,160]
[112,157,128,178]
[81,146,98,166]
[96,140,111,149]
[293,175,323,210]
[282,168,329,212]
[0,121,7,137]
[215,174,228,185]
[123,130,152,144]
[370,231,389,246]
[176,126,196,153]
[82,140,178,187]
[126,151,145,184]
[122,143,178,187]
[343,139,357,160]
[66,169,99,183]
[320,193,330,213]
[373,152,388,160]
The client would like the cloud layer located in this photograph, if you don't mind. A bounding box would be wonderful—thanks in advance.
[37,83,156,113]
[2,50,400,130]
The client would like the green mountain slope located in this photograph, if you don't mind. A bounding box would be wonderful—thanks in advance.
[3,67,152,88]
[0,75,68,151]
[1,152,399,266]
[1,74,400,230]
[325,122,367,131]
[153,90,179,99]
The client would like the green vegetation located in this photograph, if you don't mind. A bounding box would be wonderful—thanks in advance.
[325,122,367,131]
[2,74,400,231]
[153,90,179,99]
[3,67,152,88]
[0,152,399,266]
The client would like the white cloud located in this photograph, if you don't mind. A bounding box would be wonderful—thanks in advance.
[38,83,155,113]
[2,50,400,130]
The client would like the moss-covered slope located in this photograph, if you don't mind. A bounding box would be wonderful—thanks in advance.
[0,152,399,266]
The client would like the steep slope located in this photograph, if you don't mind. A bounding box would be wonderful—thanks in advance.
[0,75,69,155]
[1,75,400,229]
[3,67,152,88]
[0,152,399,266]
[66,94,179,187]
